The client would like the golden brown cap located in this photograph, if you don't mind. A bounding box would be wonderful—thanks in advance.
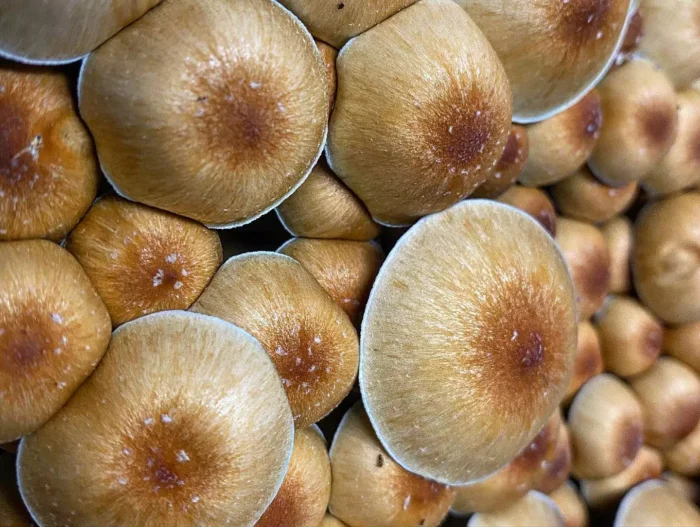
[361,200,577,484]
[17,311,294,526]
[467,491,565,527]
[614,480,700,527]
[327,0,512,226]
[534,423,574,495]
[329,402,454,527]
[564,322,604,404]
[0,64,97,241]
[549,482,589,527]
[472,125,529,199]
[0,240,111,443]
[315,40,338,113]
[497,186,557,236]
[192,252,359,427]
[0,454,33,527]
[65,196,222,326]
[601,216,633,294]
[79,0,328,227]
[664,321,700,373]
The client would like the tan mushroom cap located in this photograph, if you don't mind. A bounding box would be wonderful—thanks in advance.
[454,0,632,123]
[192,252,359,427]
[467,491,565,527]
[0,453,33,527]
[329,402,455,527]
[472,125,529,199]
[0,65,98,241]
[633,192,700,324]
[79,0,328,227]
[497,186,557,236]
[664,420,700,476]
[327,0,512,226]
[66,196,222,326]
[588,59,678,186]
[549,482,588,527]
[0,0,162,65]
[0,240,111,443]
[602,216,633,294]
[17,311,294,526]
[534,423,573,495]
[564,322,604,403]
[256,426,331,527]
[320,514,348,527]
[614,480,700,527]
[664,321,700,373]
[519,90,603,187]
[315,40,338,113]
[361,200,577,485]
[276,161,379,241]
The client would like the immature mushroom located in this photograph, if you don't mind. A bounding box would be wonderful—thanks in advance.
[320,515,348,527]
[588,58,678,186]
[79,0,328,227]
[327,0,512,226]
[315,40,338,112]
[472,125,529,199]
[549,482,589,527]
[601,217,633,294]
[497,186,557,236]
[569,374,644,479]
[192,252,359,427]
[664,321,700,372]
[361,200,577,484]
[0,64,98,241]
[278,238,385,325]
[563,322,604,404]
[0,453,33,527]
[453,0,632,122]
[663,420,700,476]
[467,491,565,527]
[0,240,111,443]
[633,192,700,324]
[329,402,454,527]
[518,91,603,187]
[595,296,662,378]
[18,312,294,526]
[661,472,700,503]
[65,196,222,326]
[256,426,331,527]
[276,162,379,241]
[613,480,700,527]
[534,424,574,495]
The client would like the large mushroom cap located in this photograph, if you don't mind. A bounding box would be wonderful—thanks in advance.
[361,200,577,485]
[79,0,328,227]
[614,480,700,527]
[18,311,294,526]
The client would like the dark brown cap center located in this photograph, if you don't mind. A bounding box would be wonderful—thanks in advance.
[639,103,677,149]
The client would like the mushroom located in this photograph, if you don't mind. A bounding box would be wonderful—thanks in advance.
[663,420,700,476]
[315,40,338,112]
[563,322,604,404]
[327,0,512,226]
[256,426,331,527]
[0,240,111,443]
[361,200,577,484]
[65,196,223,326]
[613,480,700,527]
[594,296,663,378]
[580,446,664,508]
[601,217,633,294]
[551,168,638,224]
[662,471,700,502]
[78,0,329,227]
[534,423,574,495]
[328,402,455,527]
[587,58,678,186]
[518,90,602,187]
[453,0,632,122]
[643,89,700,196]
[633,192,700,324]
[569,374,644,479]
[320,515,348,527]
[0,63,98,241]
[549,482,589,527]
[276,161,379,241]
[472,125,529,199]
[497,186,557,236]
[613,8,644,67]
[664,321,700,372]
[0,1,162,64]
[467,491,565,527]
[555,219,611,321]
[17,311,294,526]
[0,453,33,527]
[278,238,384,325]
[192,252,359,427]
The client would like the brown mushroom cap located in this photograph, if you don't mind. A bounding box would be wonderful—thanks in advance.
[0,64,98,241]
[315,40,338,113]
[17,311,294,526]
[519,90,603,187]
[588,58,678,186]
[79,0,328,227]
[614,480,700,527]
[0,453,33,527]
[65,196,222,326]
[327,0,512,226]
[632,192,700,324]
[664,321,700,373]
[467,491,565,527]
[361,200,577,484]
[192,252,359,427]
[564,321,604,403]
[276,161,380,241]
[497,186,557,236]
[0,1,161,64]
[664,421,700,476]
[472,125,529,199]
[0,240,111,443]
[534,423,574,495]
[602,216,633,294]
[549,482,589,527]
[329,402,455,527]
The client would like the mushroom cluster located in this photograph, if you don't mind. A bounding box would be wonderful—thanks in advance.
[1,0,700,526]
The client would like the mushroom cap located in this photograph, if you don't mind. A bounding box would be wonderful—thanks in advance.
[664,420,700,476]
[276,161,380,241]
[661,472,700,503]
[17,311,294,526]
[664,321,700,373]
[549,482,589,527]
[329,402,455,527]
[192,252,359,427]
[564,321,604,403]
[602,216,633,294]
[497,186,557,236]
[614,480,700,527]
[534,423,573,495]
[320,515,348,527]
[79,0,328,227]
[0,240,111,443]
[0,64,98,241]
[65,196,222,326]
[467,491,565,527]
[0,0,162,65]
[454,0,632,123]
[632,192,700,324]
[0,453,32,527]
[472,125,529,199]
[361,200,577,484]
[327,0,512,226]
[315,40,338,113]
